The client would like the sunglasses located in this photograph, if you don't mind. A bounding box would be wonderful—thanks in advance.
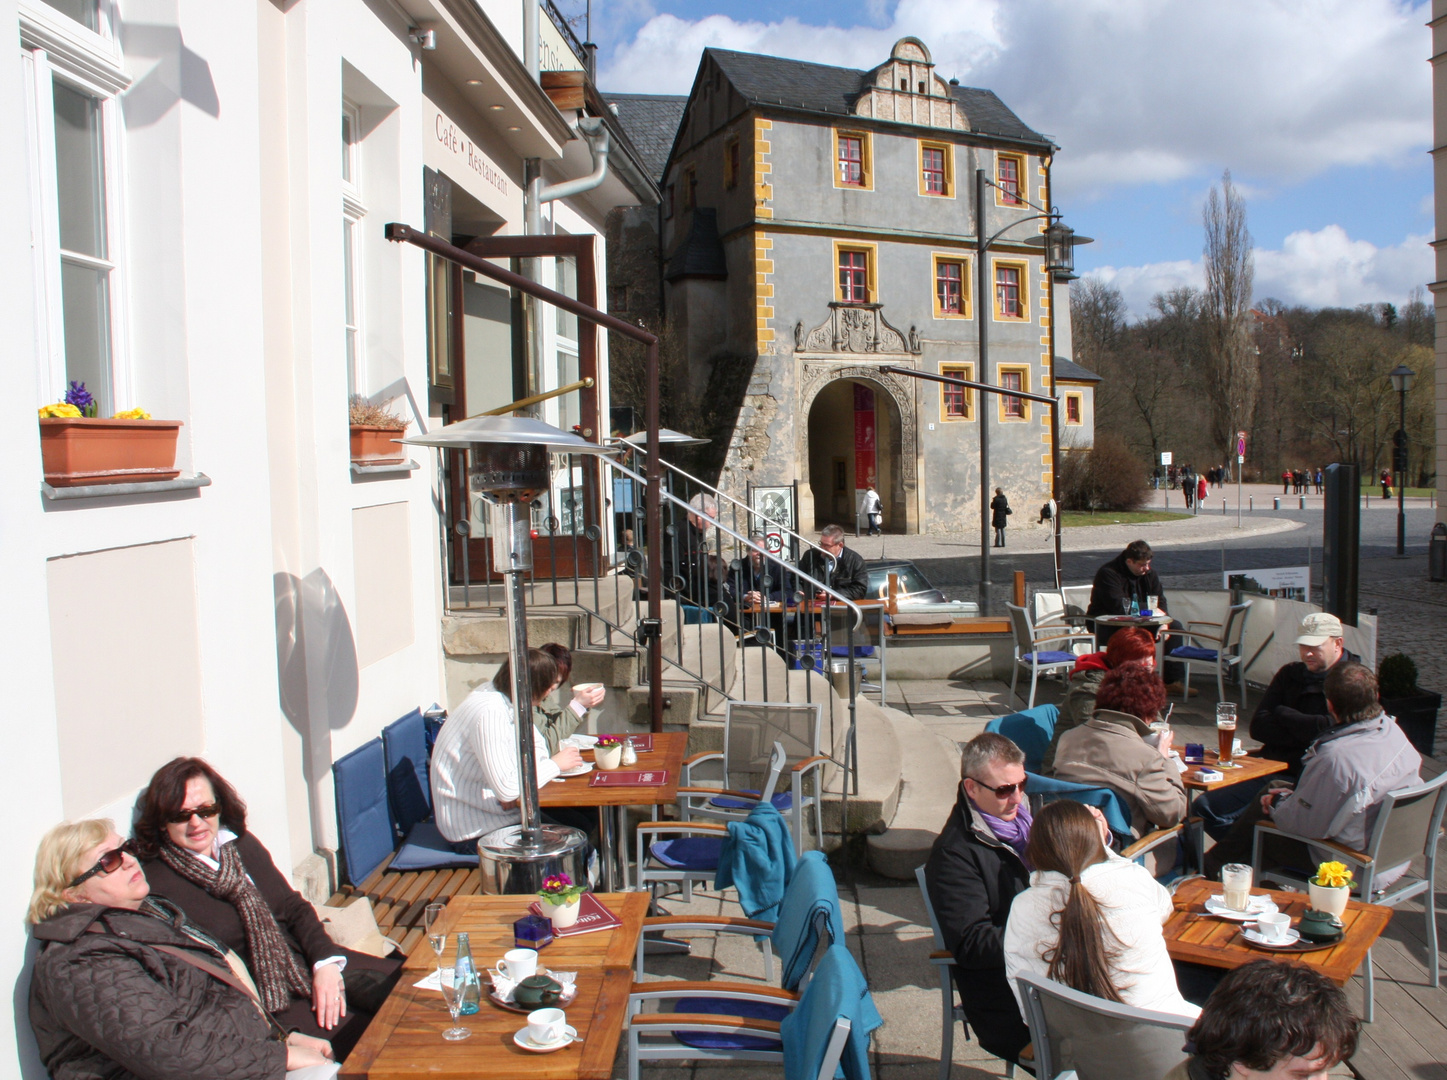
[966,777,1026,799]
[69,839,137,889]
[165,803,221,826]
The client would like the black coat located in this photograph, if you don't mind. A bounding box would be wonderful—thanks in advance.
[1249,651,1360,777]
[923,793,1032,1062]
[1085,548,1167,620]
[990,495,1012,528]
[30,901,287,1080]
[796,543,869,601]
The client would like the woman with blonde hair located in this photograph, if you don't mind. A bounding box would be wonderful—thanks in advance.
[28,819,334,1079]
[1002,800,1198,1019]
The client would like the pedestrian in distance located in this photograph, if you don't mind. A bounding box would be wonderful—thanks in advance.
[1315,467,1323,494]
[1282,469,1291,494]
[990,487,1011,547]
[860,484,882,536]
[1381,469,1392,500]
[1197,473,1207,511]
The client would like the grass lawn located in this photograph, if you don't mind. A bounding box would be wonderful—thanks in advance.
[1060,509,1193,527]
[1360,485,1435,499]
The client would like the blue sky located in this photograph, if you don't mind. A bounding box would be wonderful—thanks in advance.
[578,0,1434,318]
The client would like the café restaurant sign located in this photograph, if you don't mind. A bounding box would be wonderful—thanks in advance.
[423,97,518,219]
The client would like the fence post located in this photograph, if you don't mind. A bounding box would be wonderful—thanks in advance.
[1013,570,1026,608]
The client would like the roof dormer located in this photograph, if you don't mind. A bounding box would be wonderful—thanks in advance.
[853,37,967,130]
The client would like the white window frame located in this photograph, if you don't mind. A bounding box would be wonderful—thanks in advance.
[21,0,131,411]
[342,99,366,397]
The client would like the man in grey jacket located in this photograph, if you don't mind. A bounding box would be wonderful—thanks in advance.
[1205,661,1420,879]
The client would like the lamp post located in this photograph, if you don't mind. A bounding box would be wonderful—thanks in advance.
[1389,363,1416,558]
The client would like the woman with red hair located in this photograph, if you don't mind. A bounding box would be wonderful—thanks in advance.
[1042,627,1157,773]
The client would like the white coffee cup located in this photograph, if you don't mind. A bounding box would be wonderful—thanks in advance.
[527,1007,567,1045]
[572,682,603,694]
[497,948,538,982]
[1256,912,1291,943]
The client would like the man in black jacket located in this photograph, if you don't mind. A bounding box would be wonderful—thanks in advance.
[796,524,869,601]
[1085,539,1191,694]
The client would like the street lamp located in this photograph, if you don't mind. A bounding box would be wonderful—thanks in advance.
[1388,362,1416,557]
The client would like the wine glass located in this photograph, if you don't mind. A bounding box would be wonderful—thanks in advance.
[437,967,472,1041]
[424,903,446,962]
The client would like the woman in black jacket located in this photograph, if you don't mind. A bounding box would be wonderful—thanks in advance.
[990,488,1012,547]
[28,818,332,1080]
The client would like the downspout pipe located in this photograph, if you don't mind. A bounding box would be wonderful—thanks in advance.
[538,117,611,204]
[524,0,539,79]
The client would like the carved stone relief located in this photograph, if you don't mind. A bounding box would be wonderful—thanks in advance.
[793,303,921,356]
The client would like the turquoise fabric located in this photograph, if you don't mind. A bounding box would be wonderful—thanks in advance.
[781,944,880,1080]
[986,705,1059,773]
[1024,771,1133,838]
[715,803,798,922]
[772,851,844,990]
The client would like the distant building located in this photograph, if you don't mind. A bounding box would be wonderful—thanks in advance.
[608,37,1097,533]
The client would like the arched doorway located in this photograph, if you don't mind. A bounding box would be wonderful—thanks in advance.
[806,377,903,530]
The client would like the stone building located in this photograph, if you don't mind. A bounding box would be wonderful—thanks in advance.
[609,37,1097,532]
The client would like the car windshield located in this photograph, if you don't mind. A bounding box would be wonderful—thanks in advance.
[865,563,932,598]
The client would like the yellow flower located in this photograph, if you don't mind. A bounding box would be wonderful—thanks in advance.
[113,407,151,420]
[1313,861,1353,888]
[39,403,82,419]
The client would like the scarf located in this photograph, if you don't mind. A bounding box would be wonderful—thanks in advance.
[976,798,1034,869]
[158,837,313,1013]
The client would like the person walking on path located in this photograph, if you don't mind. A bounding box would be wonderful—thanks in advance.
[860,485,882,536]
[1183,470,1195,510]
[1381,469,1392,500]
[990,488,1012,548]
[1282,469,1291,494]
[1315,467,1323,494]
[1196,473,1207,511]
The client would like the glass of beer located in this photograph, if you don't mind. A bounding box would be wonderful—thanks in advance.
[1216,702,1237,765]
[1221,863,1253,911]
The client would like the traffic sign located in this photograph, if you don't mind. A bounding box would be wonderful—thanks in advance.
[1160,452,1173,466]
[764,532,784,554]
[1236,431,1248,457]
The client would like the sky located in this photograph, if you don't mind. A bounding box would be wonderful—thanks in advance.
[573,0,1435,320]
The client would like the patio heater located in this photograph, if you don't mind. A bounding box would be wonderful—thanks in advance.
[405,414,614,893]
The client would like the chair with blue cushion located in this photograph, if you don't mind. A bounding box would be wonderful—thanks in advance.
[381,708,477,873]
[986,705,1060,774]
[332,739,397,889]
[1006,603,1094,709]
[1166,599,1251,701]
[1025,772,1134,844]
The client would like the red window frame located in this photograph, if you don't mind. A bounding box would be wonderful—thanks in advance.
[1001,370,1024,417]
[838,135,864,186]
[1066,395,1082,423]
[936,260,963,314]
[996,264,1022,318]
[997,155,1023,206]
[922,146,946,194]
[941,366,971,419]
[839,249,869,303]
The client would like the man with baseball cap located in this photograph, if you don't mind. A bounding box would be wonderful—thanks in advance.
[1194,612,1357,841]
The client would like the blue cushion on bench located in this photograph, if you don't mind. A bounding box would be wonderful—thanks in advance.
[389,821,479,871]
[1169,646,1221,661]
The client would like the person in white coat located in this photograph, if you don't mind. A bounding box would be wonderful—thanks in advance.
[861,486,882,536]
[1003,800,1200,1020]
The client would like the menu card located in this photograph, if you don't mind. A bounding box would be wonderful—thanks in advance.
[600,733,652,752]
[589,769,669,787]
[528,893,623,936]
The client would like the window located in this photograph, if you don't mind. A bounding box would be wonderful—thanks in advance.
[683,166,696,210]
[664,183,674,219]
[41,0,98,31]
[834,130,871,189]
[837,246,873,304]
[920,142,951,197]
[342,100,366,396]
[933,255,969,318]
[996,153,1025,206]
[724,135,740,189]
[993,260,1027,320]
[609,284,629,312]
[940,364,973,421]
[998,366,1030,421]
[1065,393,1083,424]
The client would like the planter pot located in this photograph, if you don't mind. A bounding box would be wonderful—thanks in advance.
[350,424,407,465]
[39,417,182,487]
[1381,691,1440,756]
[1308,881,1351,920]
[595,745,623,770]
[541,897,581,929]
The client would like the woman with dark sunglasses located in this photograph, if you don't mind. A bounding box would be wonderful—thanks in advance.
[27,818,335,1079]
[133,757,401,1059]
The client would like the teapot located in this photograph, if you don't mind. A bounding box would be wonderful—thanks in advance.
[512,974,564,1007]
[1297,908,1343,943]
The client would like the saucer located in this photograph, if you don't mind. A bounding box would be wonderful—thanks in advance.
[558,762,595,778]
[1242,926,1302,949]
[1204,895,1278,921]
[513,1024,578,1053]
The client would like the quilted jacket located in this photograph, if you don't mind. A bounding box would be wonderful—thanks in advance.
[29,901,288,1080]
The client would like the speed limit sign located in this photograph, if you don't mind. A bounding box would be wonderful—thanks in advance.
[764,532,784,554]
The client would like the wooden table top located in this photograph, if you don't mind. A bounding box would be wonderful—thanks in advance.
[540,732,686,808]
[1182,751,1289,791]
[343,893,648,1080]
[1165,878,1392,986]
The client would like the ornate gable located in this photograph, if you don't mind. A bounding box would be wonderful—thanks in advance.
[852,37,967,130]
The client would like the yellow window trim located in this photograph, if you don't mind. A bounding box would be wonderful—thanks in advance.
[994,151,1027,209]
[991,257,1030,322]
[833,240,878,304]
[939,363,974,422]
[996,364,1031,423]
[931,252,972,320]
[1064,391,1084,425]
[832,127,874,191]
[918,140,955,199]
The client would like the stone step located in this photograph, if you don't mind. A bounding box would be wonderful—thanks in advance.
[864,712,962,879]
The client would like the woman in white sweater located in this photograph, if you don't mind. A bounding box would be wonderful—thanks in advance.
[1003,800,1199,1020]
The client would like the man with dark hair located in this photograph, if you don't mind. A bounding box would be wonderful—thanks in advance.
[1164,960,1359,1080]
[1086,539,1191,695]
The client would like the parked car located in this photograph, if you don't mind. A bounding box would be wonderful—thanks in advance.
[864,560,978,614]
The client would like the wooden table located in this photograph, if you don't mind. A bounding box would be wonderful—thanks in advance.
[342,893,649,1080]
[540,732,686,890]
[1164,878,1392,986]
[1179,751,1288,870]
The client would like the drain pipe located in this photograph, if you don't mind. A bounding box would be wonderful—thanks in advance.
[523,0,539,79]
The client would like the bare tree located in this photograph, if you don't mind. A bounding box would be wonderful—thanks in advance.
[1201,171,1258,474]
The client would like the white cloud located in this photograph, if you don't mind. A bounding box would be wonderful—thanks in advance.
[1087,226,1433,318]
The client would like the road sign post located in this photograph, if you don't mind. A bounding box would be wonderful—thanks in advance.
[1161,451,1173,510]
[1236,431,1247,528]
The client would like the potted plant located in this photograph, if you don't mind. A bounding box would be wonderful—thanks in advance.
[594,735,624,771]
[349,396,408,465]
[1307,860,1353,920]
[38,382,182,487]
[1378,653,1440,756]
[537,873,587,929]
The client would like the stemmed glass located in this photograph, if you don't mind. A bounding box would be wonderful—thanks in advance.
[437,967,472,1041]
[424,903,446,963]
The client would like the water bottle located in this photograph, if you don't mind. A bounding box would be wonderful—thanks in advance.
[1130,594,1140,616]
[453,932,481,1015]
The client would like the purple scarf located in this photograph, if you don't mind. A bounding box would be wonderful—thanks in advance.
[975,799,1034,868]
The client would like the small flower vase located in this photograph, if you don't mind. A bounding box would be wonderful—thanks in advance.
[1308,880,1350,919]
[595,744,623,770]
[543,896,582,929]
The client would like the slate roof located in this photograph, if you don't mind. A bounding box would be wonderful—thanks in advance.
[602,93,689,184]
[1053,356,1102,383]
[665,207,728,280]
[704,48,1052,147]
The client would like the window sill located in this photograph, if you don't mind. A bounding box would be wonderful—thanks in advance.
[42,473,211,501]
[351,459,421,479]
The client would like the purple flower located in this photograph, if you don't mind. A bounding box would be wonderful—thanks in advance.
[65,381,94,409]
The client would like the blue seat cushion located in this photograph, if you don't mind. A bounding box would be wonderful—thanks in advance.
[1169,646,1220,661]
[829,645,875,658]
[650,836,722,871]
[389,822,480,871]
[674,996,789,1051]
[1022,650,1077,664]
[709,791,794,812]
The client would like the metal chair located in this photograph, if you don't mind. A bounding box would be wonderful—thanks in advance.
[1166,600,1252,701]
[1006,604,1095,709]
[1252,768,1447,1022]
[680,701,828,857]
[986,706,1059,774]
[1014,971,1191,1080]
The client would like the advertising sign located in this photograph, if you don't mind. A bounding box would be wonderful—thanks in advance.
[1225,566,1310,602]
[854,384,877,491]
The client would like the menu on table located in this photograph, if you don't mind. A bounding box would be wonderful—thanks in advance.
[589,769,669,787]
[527,893,623,936]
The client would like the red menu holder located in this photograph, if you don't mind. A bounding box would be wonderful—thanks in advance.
[589,769,669,787]
[527,893,623,936]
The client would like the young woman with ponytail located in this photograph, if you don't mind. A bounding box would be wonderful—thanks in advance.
[1003,801,1199,1019]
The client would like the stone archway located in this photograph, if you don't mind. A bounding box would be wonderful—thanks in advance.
[798,364,919,532]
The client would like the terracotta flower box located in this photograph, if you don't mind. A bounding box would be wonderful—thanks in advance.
[39,417,183,487]
[349,424,407,465]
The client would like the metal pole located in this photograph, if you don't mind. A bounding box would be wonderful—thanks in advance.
[646,339,664,731]
[1397,388,1407,558]
[498,501,543,847]
[1042,158,1063,590]
[975,168,991,609]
